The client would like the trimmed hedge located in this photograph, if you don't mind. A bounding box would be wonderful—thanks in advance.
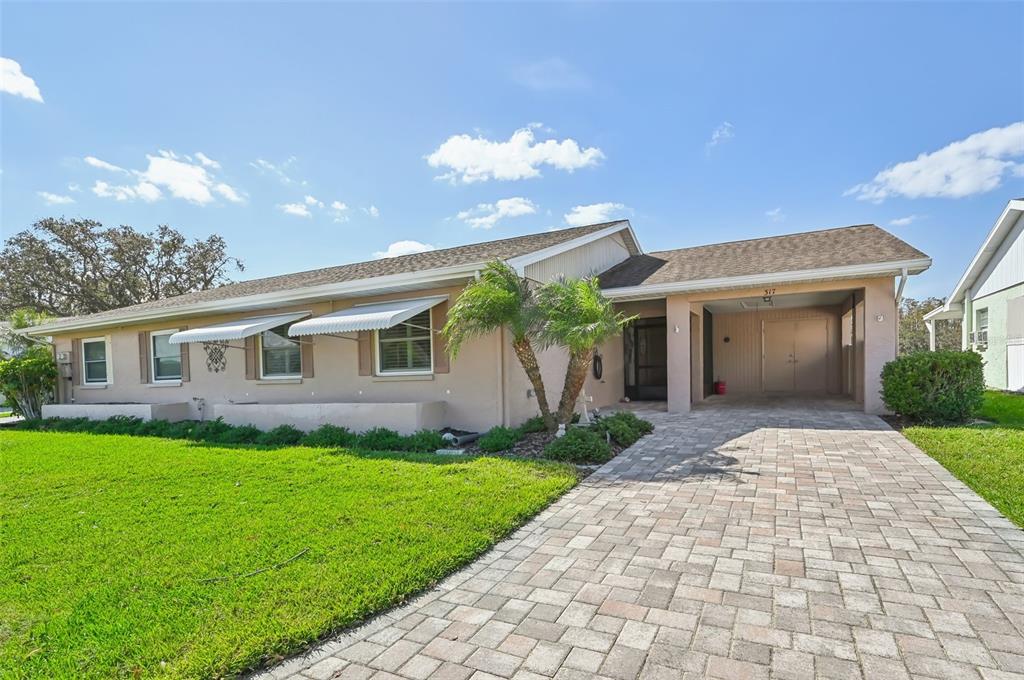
[881,350,985,424]
[15,416,446,453]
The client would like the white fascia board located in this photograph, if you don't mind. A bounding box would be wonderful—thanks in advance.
[26,263,483,336]
[945,199,1024,307]
[923,304,963,321]
[505,222,639,275]
[601,257,933,300]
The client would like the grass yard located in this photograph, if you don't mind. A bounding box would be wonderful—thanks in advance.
[0,432,577,679]
[903,390,1024,528]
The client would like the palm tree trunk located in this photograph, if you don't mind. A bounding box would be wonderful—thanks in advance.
[556,348,595,424]
[511,336,555,432]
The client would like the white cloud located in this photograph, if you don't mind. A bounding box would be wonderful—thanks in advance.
[278,202,312,218]
[426,125,604,183]
[765,207,784,222]
[563,202,628,227]
[330,201,349,222]
[706,122,734,153]
[84,150,243,205]
[374,240,436,259]
[1,57,43,102]
[846,122,1024,202]
[512,58,590,91]
[304,194,324,208]
[67,183,81,192]
[92,180,162,202]
[37,191,75,205]
[250,157,304,185]
[194,152,221,169]
[84,156,129,174]
[457,197,538,229]
[889,215,921,227]
[363,205,380,218]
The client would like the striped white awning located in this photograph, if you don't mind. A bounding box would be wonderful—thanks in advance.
[288,296,446,337]
[168,312,309,344]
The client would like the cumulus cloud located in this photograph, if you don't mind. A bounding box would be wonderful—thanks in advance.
[563,202,629,227]
[706,122,734,153]
[278,202,312,218]
[765,207,784,222]
[511,58,590,91]
[1,57,43,102]
[426,124,604,183]
[374,240,436,259]
[194,152,221,169]
[846,122,1024,202]
[363,205,380,218]
[889,215,921,227]
[304,194,325,208]
[37,191,75,205]
[457,197,537,229]
[330,201,349,222]
[84,150,243,205]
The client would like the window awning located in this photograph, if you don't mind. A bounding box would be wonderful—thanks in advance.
[288,296,447,337]
[167,312,310,345]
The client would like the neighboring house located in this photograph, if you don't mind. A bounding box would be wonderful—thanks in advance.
[925,199,1024,392]
[27,220,930,432]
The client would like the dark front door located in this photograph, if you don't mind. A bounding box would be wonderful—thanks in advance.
[624,317,667,400]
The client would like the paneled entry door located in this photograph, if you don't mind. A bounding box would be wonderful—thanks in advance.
[763,319,828,392]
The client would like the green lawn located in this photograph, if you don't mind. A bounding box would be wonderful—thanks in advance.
[903,390,1024,528]
[0,432,577,679]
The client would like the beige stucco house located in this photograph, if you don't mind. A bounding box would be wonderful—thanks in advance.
[29,220,930,433]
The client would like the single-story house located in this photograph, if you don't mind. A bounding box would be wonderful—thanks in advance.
[28,220,930,433]
[925,198,1024,392]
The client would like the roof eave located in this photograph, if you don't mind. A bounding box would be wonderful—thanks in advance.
[505,221,640,275]
[944,199,1024,306]
[602,257,932,300]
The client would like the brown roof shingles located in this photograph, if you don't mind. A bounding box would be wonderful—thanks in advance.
[598,224,928,290]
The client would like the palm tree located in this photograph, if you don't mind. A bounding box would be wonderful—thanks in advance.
[443,260,555,431]
[536,277,634,425]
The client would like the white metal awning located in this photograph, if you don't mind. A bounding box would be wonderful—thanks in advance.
[288,296,447,337]
[168,312,310,344]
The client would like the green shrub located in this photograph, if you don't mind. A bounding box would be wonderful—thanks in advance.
[91,415,144,435]
[0,345,57,418]
[519,416,548,434]
[592,411,654,447]
[356,427,405,451]
[402,429,446,453]
[45,417,93,432]
[543,427,612,464]
[477,426,523,453]
[302,424,357,449]
[188,417,235,442]
[216,424,263,445]
[255,424,304,446]
[881,350,985,424]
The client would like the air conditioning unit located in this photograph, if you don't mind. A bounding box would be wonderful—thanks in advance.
[972,330,988,349]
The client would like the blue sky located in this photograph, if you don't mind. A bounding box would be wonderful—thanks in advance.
[2,2,1022,299]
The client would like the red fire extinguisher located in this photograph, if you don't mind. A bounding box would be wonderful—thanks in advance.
[714,380,727,395]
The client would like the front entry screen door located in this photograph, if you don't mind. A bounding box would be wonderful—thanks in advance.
[625,317,667,400]
[763,319,828,392]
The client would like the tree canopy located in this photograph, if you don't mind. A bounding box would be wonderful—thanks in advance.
[899,296,961,355]
[0,218,243,317]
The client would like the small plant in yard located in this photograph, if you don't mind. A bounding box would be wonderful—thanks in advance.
[0,345,57,419]
[592,411,654,448]
[519,415,547,434]
[91,415,145,435]
[881,350,985,423]
[188,417,235,442]
[216,424,263,445]
[478,426,524,453]
[357,427,406,451]
[401,429,447,453]
[255,424,304,446]
[302,423,357,448]
[543,426,613,464]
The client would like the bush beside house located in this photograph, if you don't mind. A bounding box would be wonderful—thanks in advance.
[881,350,986,423]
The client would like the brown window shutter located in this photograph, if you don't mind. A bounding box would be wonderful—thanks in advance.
[300,337,314,379]
[179,326,190,382]
[244,335,257,380]
[71,338,82,386]
[431,301,450,374]
[138,331,151,384]
[357,331,373,376]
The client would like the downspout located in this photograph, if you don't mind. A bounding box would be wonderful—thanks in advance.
[895,268,908,356]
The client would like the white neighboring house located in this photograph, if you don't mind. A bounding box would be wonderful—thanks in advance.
[926,199,1024,391]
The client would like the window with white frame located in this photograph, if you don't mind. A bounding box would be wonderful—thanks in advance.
[151,330,182,381]
[260,324,302,378]
[976,308,989,332]
[376,309,432,374]
[82,338,109,384]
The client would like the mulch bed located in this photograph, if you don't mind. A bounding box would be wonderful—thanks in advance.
[462,429,627,465]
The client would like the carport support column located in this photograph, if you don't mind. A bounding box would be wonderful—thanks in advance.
[666,295,692,413]
[863,278,897,415]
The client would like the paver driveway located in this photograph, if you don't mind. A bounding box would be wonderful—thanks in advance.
[258,398,1024,680]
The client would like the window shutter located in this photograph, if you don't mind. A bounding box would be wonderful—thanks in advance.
[71,338,81,386]
[301,337,314,379]
[138,331,151,384]
[357,331,373,376]
[244,335,257,380]
[179,326,190,382]
[431,301,450,374]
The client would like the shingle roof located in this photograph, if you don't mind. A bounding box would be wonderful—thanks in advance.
[598,224,929,290]
[36,221,633,332]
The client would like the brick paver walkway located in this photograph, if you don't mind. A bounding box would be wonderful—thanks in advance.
[257,398,1024,680]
